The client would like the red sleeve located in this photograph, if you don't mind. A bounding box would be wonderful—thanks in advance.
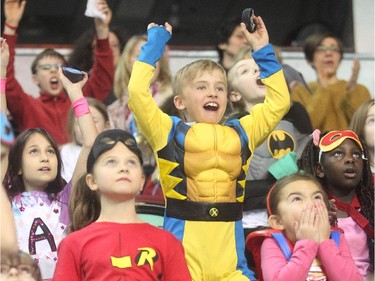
[162,233,192,280]
[52,237,81,281]
[261,238,317,281]
[3,34,31,119]
[317,234,362,281]
[82,37,114,101]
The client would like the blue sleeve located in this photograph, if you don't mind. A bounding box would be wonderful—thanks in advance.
[137,26,172,67]
[252,44,282,79]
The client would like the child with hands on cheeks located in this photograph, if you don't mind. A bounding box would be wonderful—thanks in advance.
[3,68,98,280]
[260,173,362,281]
[128,15,289,281]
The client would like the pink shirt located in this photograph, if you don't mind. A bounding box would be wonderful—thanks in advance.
[260,234,362,281]
[338,216,371,279]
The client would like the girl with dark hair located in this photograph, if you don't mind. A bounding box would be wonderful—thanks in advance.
[53,129,191,280]
[2,68,98,280]
[299,129,374,280]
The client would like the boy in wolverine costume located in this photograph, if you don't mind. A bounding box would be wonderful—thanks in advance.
[128,17,290,281]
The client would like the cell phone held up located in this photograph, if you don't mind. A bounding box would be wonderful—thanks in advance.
[242,8,256,33]
[62,67,84,83]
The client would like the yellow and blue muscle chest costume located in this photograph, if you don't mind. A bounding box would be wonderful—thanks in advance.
[128,26,290,281]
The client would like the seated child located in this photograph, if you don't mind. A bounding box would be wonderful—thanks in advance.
[53,130,191,280]
[249,172,362,281]
[299,129,374,280]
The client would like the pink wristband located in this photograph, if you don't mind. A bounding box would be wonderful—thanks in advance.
[1,78,6,94]
[72,97,90,118]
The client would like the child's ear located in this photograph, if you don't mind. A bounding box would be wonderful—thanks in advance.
[86,174,98,191]
[315,163,325,179]
[268,214,285,230]
[229,91,242,103]
[173,95,186,111]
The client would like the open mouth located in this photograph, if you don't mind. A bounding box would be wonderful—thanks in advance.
[50,77,59,90]
[256,77,264,86]
[203,102,219,111]
[343,167,356,178]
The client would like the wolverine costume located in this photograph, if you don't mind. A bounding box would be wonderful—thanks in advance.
[128,26,290,281]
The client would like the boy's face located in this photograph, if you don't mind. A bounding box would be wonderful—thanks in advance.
[32,56,65,96]
[229,58,266,107]
[174,69,227,124]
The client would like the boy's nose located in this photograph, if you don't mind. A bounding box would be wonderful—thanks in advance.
[207,89,218,97]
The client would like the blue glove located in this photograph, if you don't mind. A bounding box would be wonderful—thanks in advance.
[137,26,171,67]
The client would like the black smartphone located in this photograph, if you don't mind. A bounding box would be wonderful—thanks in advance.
[62,67,84,83]
[242,8,256,33]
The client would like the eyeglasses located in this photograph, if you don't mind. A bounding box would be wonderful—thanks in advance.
[37,63,62,71]
[1,264,35,275]
[316,45,340,53]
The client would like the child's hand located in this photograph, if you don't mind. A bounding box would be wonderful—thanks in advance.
[240,16,269,52]
[0,38,9,77]
[4,0,27,29]
[295,204,319,243]
[94,0,112,39]
[137,22,172,67]
[315,200,331,242]
[58,68,88,102]
[328,198,338,226]
[147,22,172,35]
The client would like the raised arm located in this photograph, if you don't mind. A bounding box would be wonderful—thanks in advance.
[58,68,98,187]
[128,23,173,149]
[94,0,111,40]
[83,0,114,101]
[238,16,290,150]
[0,38,17,254]
[1,37,9,113]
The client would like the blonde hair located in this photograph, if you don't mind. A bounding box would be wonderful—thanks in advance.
[172,60,226,121]
[113,34,172,101]
[173,59,226,98]
[226,50,252,114]
[114,35,147,99]
[66,97,109,143]
[349,99,375,141]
